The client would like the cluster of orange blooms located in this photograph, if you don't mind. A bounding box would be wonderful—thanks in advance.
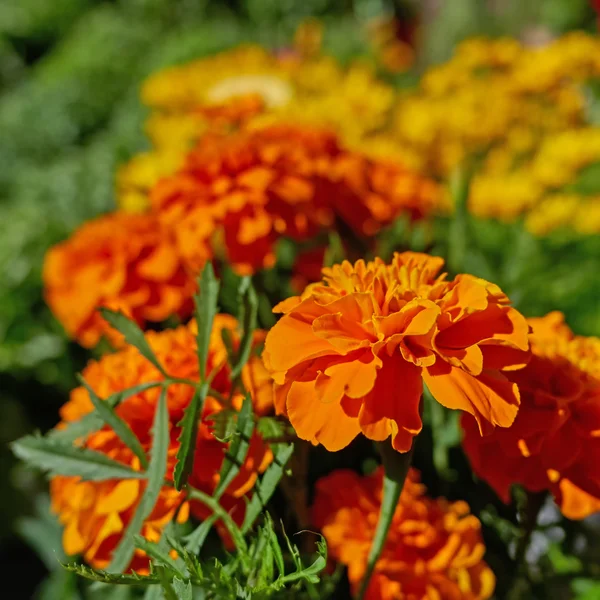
[39,34,600,600]
[43,43,438,349]
[313,467,494,599]
[51,315,272,570]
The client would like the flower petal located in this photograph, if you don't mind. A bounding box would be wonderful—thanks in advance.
[287,380,361,451]
[424,365,519,433]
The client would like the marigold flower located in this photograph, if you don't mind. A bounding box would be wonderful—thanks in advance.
[151,125,437,275]
[43,212,196,348]
[312,467,495,599]
[263,252,530,452]
[51,316,273,571]
[462,312,600,520]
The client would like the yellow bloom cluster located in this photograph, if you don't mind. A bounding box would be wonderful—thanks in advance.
[117,45,396,213]
[393,33,600,235]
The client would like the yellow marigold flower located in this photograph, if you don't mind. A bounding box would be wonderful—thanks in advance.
[43,212,196,348]
[263,252,530,452]
[524,194,580,236]
[51,317,273,571]
[312,467,495,599]
[462,312,600,520]
[150,124,437,276]
[393,33,600,185]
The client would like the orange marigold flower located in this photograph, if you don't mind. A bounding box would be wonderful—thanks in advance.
[43,212,196,348]
[462,311,600,519]
[151,124,437,275]
[263,252,530,452]
[312,467,495,599]
[51,316,273,571]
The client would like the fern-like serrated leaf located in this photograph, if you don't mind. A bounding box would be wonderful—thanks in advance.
[213,396,253,500]
[172,577,193,600]
[173,382,209,491]
[63,562,160,585]
[48,381,163,444]
[230,277,258,379]
[108,388,170,573]
[241,443,294,533]
[77,375,149,469]
[133,535,186,579]
[194,262,220,382]
[100,309,167,376]
[11,435,145,480]
[183,514,218,554]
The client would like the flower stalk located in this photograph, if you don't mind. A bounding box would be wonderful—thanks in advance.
[357,438,415,599]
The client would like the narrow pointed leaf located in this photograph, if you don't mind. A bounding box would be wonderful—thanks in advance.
[183,514,218,554]
[108,388,170,573]
[77,375,148,469]
[100,309,166,375]
[230,277,258,379]
[242,443,294,533]
[133,536,186,579]
[11,435,144,480]
[63,563,160,585]
[213,396,253,500]
[194,262,220,381]
[49,381,163,444]
[173,382,209,491]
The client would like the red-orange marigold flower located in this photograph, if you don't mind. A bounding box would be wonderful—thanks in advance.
[51,316,273,571]
[462,312,600,519]
[43,212,196,348]
[263,252,530,452]
[150,124,437,275]
[312,467,495,599]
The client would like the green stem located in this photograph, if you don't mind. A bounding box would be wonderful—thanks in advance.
[447,164,472,275]
[186,486,248,556]
[357,440,414,600]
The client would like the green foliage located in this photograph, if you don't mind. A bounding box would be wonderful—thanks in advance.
[195,263,221,382]
[109,387,170,573]
[173,384,209,491]
[11,434,146,480]
[100,309,168,376]
[77,374,149,469]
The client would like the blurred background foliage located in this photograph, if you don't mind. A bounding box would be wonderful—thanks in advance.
[1,1,599,598]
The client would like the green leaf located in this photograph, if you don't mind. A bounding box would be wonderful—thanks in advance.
[173,382,209,491]
[77,375,149,469]
[108,388,170,573]
[547,543,583,575]
[63,562,160,585]
[194,262,220,381]
[172,577,192,600]
[209,408,238,443]
[165,536,203,580]
[11,435,145,480]
[323,231,345,267]
[16,494,65,570]
[213,396,254,500]
[99,309,167,375]
[48,382,164,444]
[242,443,294,533]
[183,514,218,554]
[133,535,186,580]
[230,277,258,379]
[264,514,284,579]
[186,487,248,555]
[142,585,163,600]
